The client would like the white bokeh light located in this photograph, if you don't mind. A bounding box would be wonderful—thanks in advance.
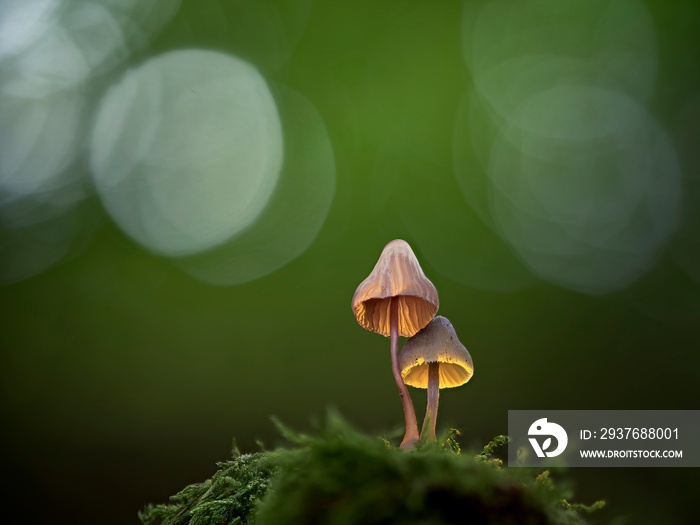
[0,0,181,98]
[463,0,657,107]
[488,87,681,294]
[0,88,86,225]
[89,49,284,257]
[0,0,60,60]
[0,0,180,284]
[173,86,335,285]
[454,0,680,294]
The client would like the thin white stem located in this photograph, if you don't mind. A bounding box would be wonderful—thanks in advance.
[390,297,420,449]
[421,362,440,442]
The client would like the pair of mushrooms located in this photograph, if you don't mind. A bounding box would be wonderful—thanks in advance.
[352,239,474,449]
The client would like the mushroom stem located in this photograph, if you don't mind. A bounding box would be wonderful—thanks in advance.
[421,362,440,442]
[390,297,420,450]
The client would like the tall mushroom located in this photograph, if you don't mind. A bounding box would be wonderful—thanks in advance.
[399,316,473,442]
[352,239,439,449]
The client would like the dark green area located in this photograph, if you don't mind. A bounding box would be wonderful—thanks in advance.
[140,416,605,525]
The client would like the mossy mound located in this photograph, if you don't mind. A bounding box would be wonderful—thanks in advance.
[140,415,604,525]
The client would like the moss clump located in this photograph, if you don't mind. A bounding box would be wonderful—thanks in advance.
[139,447,282,525]
[140,415,604,525]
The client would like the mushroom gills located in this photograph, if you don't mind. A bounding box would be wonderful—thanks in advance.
[358,295,437,338]
[403,361,471,388]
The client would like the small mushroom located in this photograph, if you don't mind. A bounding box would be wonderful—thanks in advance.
[352,239,439,449]
[399,316,473,442]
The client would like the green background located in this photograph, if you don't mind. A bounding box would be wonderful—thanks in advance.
[1,1,698,523]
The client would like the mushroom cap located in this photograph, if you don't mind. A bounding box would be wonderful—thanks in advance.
[399,316,473,389]
[352,239,439,337]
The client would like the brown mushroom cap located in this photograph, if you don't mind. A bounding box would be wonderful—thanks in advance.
[352,239,439,337]
[399,316,473,388]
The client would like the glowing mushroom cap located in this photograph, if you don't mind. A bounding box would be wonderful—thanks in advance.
[399,316,473,388]
[352,239,439,337]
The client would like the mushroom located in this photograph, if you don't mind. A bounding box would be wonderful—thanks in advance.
[399,316,473,442]
[352,239,439,449]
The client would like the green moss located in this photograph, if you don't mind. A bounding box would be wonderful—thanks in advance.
[140,415,604,525]
[139,446,282,525]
